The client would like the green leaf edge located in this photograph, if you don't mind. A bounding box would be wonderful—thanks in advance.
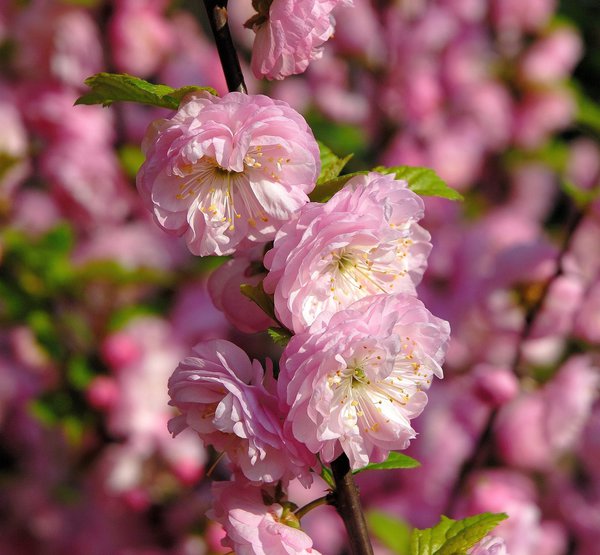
[354,451,421,474]
[310,166,463,203]
[75,73,217,110]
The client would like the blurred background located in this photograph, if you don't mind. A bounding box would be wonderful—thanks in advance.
[0,0,599,553]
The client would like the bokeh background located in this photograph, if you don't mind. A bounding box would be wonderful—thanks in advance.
[1,0,599,553]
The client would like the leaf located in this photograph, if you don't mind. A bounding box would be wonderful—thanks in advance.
[410,513,508,555]
[268,327,293,347]
[309,171,368,202]
[561,179,600,208]
[240,281,277,322]
[573,84,600,134]
[373,166,463,201]
[317,141,353,185]
[75,73,217,110]
[354,451,420,474]
[368,511,411,554]
[320,465,335,489]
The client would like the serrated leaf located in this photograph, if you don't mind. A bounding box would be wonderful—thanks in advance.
[240,281,277,322]
[410,513,508,555]
[268,327,292,347]
[368,511,411,554]
[373,166,463,201]
[75,73,217,110]
[354,451,420,474]
[317,141,354,185]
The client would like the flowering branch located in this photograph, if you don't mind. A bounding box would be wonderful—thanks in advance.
[202,0,248,93]
[331,454,375,555]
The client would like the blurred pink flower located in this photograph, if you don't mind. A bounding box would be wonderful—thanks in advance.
[519,26,582,85]
[168,339,314,483]
[279,293,449,470]
[109,0,175,77]
[264,172,431,333]
[210,478,322,555]
[248,0,350,80]
[137,91,319,256]
[495,355,599,470]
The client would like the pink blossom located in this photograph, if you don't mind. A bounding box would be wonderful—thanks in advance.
[264,172,431,333]
[519,27,582,85]
[495,355,599,470]
[279,293,450,470]
[168,339,314,483]
[248,0,349,80]
[210,478,322,555]
[137,91,320,256]
[208,246,277,334]
[109,0,175,78]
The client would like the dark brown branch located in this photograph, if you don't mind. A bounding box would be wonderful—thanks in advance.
[202,0,248,93]
[331,454,374,555]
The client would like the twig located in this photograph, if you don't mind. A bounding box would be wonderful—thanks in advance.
[202,0,248,93]
[295,494,332,520]
[331,454,374,555]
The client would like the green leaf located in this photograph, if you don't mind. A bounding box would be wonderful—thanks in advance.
[561,179,600,208]
[75,73,217,110]
[368,511,411,555]
[374,166,463,201]
[354,451,420,474]
[309,171,368,202]
[240,281,277,322]
[320,465,335,488]
[317,141,353,185]
[118,144,145,178]
[410,513,508,555]
[268,327,293,347]
[573,85,600,134]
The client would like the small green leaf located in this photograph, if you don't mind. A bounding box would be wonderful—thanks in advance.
[75,73,217,110]
[317,141,354,185]
[354,451,420,474]
[320,465,335,488]
[561,179,600,208]
[573,85,600,134]
[118,144,145,178]
[240,281,277,322]
[309,171,368,202]
[368,511,411,555]
[373,166,463,201]
[410,513,508,555]
[268,327,292,347]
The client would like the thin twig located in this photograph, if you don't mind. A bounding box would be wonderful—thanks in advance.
[295,494,332,520]
[202,0,248,93]
[331,454,374,555]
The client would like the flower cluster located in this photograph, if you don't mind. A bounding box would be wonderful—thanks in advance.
[146,85,450,551]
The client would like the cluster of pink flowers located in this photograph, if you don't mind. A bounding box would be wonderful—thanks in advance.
[142,88,451,550]
[0,0,598,553]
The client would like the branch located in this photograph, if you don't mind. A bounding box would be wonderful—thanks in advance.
[331,454,374,555]
[202,0,248,94]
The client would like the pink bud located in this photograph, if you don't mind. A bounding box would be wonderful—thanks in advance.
[86,376,119,410]
[101,333,142,370]
[472,364,519,407]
